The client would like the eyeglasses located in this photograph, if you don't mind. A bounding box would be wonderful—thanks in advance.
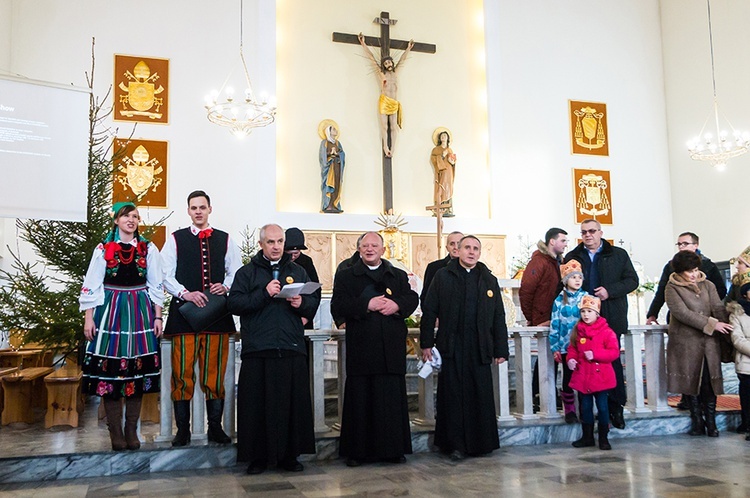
[675,242,695,248]
[581,229,599,235]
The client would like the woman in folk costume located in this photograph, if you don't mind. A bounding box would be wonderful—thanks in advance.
[79,202,164,451]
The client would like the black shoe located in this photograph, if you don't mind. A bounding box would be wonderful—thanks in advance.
[205,399,232,444]
[736,423,747,434]
[246,461,266,475]
[207,423,232,444]
[385,455,406,464]
[565,412,579,424]
[572,423,596,448]
[171,400,191,447]
[745,432,750,441]
[346,458,362,467]
[610,405,626,430]
[279,458,304,472]
[676,394,689,410]
[449,450,465,461]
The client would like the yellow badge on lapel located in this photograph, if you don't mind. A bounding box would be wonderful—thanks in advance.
[385,288,393,295]
[286,276,294,284]
[487,290,494,298]
[580,338,587,344]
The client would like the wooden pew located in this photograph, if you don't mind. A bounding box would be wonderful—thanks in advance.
[44,367,84,428]
[1,367,54,425]
[0,366,20,415]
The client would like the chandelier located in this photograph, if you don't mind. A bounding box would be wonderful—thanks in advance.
[204,0,276,138]
[686,0,750,171]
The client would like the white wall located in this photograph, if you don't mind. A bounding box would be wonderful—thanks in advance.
[3,0,681,282]
[485,0,673,279]
[660,0,750,264]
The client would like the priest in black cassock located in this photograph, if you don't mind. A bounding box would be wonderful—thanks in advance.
[331,231,419,467]
[420,235,509,461]
[227,224,320,475]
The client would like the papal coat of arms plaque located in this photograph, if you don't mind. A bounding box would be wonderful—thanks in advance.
[114,55,169,124]
[112,138,168,208]
[573,168,613,225]
[569,100,608,156]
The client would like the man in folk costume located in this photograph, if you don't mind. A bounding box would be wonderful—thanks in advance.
[420,235,509,460]
[331,231,419,467]
[228,224,320,474]
[162,190,241,446]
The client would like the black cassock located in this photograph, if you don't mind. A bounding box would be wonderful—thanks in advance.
[331,260,419,461]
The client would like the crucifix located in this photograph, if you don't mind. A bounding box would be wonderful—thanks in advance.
[333,11,436,214]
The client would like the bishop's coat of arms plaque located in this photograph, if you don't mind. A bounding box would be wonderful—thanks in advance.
[112,138,168,208]
[114,55,169,124]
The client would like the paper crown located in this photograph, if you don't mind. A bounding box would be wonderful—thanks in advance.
[580,295,601,314]
[737,245,750,267]
[738,270,750,289]
[560,260,583,281]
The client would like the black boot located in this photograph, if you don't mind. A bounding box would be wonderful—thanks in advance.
[676,394,690,410]
[206,398,231,444]
[609,403,626,430]
[598,424,611,450]
[688,395,705,436]
[703,397,719,437]
[172,400,191,447]
[572,423,595,448]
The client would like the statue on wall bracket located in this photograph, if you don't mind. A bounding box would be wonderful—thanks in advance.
[318,119,346,213]
[430,127,456,217]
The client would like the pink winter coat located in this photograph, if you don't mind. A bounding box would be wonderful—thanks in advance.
[568,316,620,394]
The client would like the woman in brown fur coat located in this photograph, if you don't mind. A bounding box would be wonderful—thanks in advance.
[665,251,732,437]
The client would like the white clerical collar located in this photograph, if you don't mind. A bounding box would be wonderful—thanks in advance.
[263,254,281,265]
[189,224,211,236]
[366,263,382,270]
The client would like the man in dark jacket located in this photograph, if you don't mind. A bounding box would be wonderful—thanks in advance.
[564,219,638,429]
[331,232,419,467]
[420,235,509,460]
[420,231,463,303]
[284,227,320,329]
[647,231,726,324]
[227,224,320,475]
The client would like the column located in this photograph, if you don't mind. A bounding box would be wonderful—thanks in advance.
[513,328,539,420]
[157,338,173,441]
[535,327,561,419]
[307,331,331,434]
[644,326,670,412]
[624,326,649,414]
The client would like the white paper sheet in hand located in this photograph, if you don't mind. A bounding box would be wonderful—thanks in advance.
[274,282,322,298]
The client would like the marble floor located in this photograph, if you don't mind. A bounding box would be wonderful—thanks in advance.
[0,433,748,497]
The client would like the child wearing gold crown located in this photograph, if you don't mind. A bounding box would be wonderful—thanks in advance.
[566,295,620,450]
[729,270,750,441]
[549,260,588,423]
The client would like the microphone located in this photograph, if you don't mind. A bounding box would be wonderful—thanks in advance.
[271,264,280,281]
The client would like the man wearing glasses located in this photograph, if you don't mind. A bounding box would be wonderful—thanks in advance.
[564,219,639,429]
[646,232,726,325]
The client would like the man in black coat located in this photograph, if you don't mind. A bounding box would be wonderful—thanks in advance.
[646,231,726,324]
[284,227,320,329]
[419,231,463,304]
[330,231,419,467]
[227,224,320,475]
[420,235,509,460]
[564,219,638,429]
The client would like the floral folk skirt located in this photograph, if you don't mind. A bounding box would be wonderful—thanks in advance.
[82,284,161,399]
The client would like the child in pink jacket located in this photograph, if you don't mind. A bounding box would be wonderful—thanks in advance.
[566,295,621,450]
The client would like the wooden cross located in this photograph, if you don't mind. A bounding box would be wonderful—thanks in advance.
[333,11,436,214]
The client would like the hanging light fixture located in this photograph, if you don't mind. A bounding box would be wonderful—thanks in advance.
[204,0,276,138]
[686,0,750,171]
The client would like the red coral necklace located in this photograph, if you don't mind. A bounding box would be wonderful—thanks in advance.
[118,245,136,265]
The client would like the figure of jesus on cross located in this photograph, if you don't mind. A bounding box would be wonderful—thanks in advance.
[358,33,413,158]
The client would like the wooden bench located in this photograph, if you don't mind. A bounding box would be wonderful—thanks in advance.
[44,367,84,428]
[0,367,19,415]
[1,367,54,425]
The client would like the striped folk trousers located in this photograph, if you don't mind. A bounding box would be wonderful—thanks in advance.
[170,333,229,401]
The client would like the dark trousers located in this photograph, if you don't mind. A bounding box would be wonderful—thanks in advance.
[738,373,750,430]
[609,337,626,408]
[579,391,609,427]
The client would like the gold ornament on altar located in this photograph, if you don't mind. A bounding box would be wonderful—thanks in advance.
[573,169,612,225]
[115,55,169,123]
[374,212,409,264]
[113,138,168,208]
[569,100,608,156]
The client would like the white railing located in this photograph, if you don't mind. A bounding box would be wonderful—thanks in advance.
[156,324,671,440]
